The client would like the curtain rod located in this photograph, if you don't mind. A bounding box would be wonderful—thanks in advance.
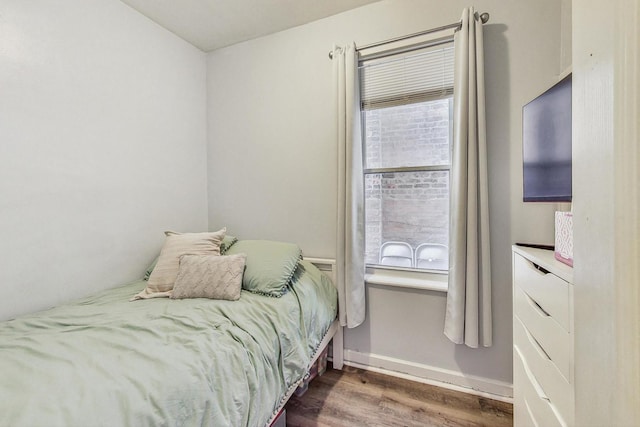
[328,12,489,59]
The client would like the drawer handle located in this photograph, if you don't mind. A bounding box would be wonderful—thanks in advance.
[515,346,550,402]
[525,292,551,317]
[523,323,552,361]
[530,261,551,275]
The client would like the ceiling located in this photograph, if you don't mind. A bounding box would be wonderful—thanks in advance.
[119,0,383,52]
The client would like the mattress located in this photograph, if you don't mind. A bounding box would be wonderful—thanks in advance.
[0,260,337,427]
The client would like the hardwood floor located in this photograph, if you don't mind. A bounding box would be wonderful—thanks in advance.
[285,364,513,427]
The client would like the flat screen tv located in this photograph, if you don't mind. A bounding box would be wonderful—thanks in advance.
[522,74,572,202]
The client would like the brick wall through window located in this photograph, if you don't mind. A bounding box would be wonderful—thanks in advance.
[364,99,451,265]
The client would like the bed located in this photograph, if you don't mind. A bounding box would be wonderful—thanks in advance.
[0,234,340,427]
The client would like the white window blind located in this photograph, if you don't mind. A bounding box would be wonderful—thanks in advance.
[359,43,454,110]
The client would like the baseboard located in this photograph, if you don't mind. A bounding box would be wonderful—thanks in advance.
[343,350,513,403]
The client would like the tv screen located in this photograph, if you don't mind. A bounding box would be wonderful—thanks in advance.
[522,74,572,202]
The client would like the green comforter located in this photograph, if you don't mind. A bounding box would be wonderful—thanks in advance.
[0,260,337,427]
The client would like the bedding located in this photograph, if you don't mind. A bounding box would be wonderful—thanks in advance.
[0,259,337,427]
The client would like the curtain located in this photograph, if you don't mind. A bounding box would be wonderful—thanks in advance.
[333,43,366,329]
[444,8,492,348]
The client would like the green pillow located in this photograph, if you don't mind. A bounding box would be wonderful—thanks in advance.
[225,240,302,297]
[144,257,159,281]
[144,234,237,280]
[220,235,238,254]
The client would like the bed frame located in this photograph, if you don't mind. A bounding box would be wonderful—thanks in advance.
[305,257,343,369]
[266,257,343,426]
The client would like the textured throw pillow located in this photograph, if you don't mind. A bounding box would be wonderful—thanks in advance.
[224,240,302,297]
[131,228,226,300]
[171,254,246,300]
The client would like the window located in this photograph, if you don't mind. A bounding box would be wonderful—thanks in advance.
[360,42,454,274]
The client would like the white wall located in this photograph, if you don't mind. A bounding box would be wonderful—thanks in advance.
[0,0,208,320]
[206,0,562,390]
[560,0,572,72]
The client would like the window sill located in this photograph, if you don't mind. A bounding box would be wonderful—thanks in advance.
[364,269,448,293]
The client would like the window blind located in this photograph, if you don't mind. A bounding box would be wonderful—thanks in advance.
[359,43,454,110]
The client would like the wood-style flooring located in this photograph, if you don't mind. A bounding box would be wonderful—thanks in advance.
[285,364,513,427]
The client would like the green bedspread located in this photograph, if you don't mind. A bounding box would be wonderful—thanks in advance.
[0,260,337,427]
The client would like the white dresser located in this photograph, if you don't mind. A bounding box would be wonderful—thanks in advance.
[512,246,574,427]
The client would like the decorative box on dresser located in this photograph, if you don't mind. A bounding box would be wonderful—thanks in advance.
[512,246,574,427]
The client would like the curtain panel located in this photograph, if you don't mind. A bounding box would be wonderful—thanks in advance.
[444,7,493,348]
[333,43,366,329]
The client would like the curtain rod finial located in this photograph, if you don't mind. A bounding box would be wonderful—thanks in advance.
[479,12,490,24]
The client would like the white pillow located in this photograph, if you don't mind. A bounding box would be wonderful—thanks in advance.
[131,228,226,300]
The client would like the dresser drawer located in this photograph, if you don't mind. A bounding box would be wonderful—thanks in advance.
[514,316,573,425]
[514,285,571,381]
[513,393,537,427]
[513,253,570,331]
[514,346,565,427]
